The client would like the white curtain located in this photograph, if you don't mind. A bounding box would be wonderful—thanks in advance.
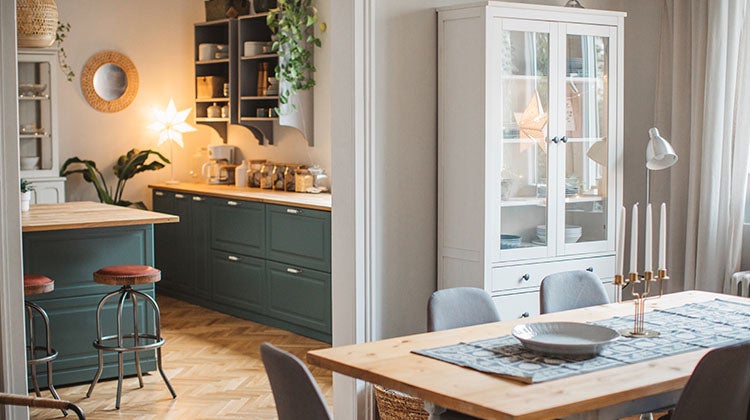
[656,0,750,293]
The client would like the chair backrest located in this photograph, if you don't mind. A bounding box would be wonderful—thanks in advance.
[428,287,501,332]
[539,270,609,314]
[260,342,332,420]
[671,341,750,420]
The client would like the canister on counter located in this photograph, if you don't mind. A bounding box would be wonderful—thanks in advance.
[284,164,302,192]
[260,162,274,189]
[272,163,287,190]
[294,168,314,192]
[248,159,266,188]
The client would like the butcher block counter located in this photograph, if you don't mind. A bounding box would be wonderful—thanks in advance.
[22,201,179,232]
[148,182,331,211]
[22,201,178,387]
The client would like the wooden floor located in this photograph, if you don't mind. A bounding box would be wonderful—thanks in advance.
[30,296,333,419]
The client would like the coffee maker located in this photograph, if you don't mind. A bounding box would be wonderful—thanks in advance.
[202,145,237,184]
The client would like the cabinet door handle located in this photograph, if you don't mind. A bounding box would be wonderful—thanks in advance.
[227,255,240,262]
[521,312,530,318]
[286,208,302,214]
[192,196,204,202]
[586,266,594,272]
[175,194,185,199]
[521,273,530,282]
[550,136,559,144]
[227,201,239,206]
[286,267,301,274]
[561,136,568,143]
[155,191,164,196]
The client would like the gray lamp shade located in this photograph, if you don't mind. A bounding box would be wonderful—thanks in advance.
[646,127,678,170]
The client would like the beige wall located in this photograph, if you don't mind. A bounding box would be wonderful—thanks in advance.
[56,1,331,207]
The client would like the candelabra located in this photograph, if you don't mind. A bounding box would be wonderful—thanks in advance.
[614,269,669,338]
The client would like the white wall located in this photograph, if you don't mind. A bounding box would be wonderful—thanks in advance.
[55,1,331,207]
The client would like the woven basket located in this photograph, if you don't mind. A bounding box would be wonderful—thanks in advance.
[17,0,58,48]
[373,384,428,420]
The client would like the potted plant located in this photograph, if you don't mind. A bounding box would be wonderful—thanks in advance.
[20,178,34,212]
[60,148,169,209]
[267,0,323,111]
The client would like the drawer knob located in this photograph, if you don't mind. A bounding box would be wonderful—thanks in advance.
[560,136,568,143]
[192,196,204,202]
[175,194,185,199]
[286,267,301,274]
[521,273,530,282]
[227,201,239,206]
[227,255,240,262]
[586,267,594,272]
[521,312,530,318]
[286,208,302,214]
[550,136,559,144]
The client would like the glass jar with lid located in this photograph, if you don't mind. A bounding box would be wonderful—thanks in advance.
[294,168,314,192]
[248,159,266,188]
[272,163,287,190]
[260,162,274,189]
[284,164,303,192]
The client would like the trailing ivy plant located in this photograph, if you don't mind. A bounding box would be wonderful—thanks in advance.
[56,22,75,82]
[60,149,169,209]
[267,0,323,111]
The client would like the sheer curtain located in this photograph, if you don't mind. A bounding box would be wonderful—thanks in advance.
[656,0,750,293]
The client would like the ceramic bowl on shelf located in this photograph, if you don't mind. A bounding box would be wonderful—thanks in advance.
[18,83,46,96]
[20,156,40,170]
[501,234,522,249]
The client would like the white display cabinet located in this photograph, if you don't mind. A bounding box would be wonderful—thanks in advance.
[18,49,65,203]
[437,2,624,320]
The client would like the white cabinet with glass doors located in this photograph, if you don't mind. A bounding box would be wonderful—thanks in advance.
[17,49,65,203]
[437,2,624,320]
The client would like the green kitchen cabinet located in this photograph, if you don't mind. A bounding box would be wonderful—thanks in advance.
[22,225,157,386]
[266,204,331,272]
[266,261,331,340]
[211,198,265,257]
[211,250,266,313]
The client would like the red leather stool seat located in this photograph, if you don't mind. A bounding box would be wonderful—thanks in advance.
[24,274,54,296]
[93,265,161,286]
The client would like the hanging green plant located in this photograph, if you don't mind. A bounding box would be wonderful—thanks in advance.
[56,21,74,82]
[267,0,323,111]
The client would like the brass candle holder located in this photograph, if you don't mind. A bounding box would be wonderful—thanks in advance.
[616,269,668,338]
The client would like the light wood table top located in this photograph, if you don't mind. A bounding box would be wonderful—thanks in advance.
[149,182,332,211]
[308,290,748,419]
[22,201,179,232]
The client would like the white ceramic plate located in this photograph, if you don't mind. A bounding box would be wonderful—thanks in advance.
[512,322,619,357]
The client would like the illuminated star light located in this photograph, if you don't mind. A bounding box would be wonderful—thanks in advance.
[513,90,549,153]
[148,99,196,148]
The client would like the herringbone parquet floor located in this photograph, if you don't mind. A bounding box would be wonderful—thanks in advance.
[29,296,332,419]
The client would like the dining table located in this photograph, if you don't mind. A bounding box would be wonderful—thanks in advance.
[307,290,750,419]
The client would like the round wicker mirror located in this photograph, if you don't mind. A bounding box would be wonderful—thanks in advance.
[81,51,139,113]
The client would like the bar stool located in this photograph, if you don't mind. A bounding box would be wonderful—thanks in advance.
[23,274,66,416]
[85,265,176,409]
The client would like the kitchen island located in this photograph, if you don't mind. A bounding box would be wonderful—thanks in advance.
[22,202,178,387]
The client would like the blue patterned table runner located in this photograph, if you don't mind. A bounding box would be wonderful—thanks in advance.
[413,299,750,383]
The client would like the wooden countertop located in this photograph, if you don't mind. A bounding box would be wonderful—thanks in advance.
[148,182,332,211]
[22,201,179,232]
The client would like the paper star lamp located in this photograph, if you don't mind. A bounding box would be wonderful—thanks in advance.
[148,99,196,184]
[514,90,549,153]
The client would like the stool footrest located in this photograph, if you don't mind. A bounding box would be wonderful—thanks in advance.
[27,346,58,365]
[93,333,165,353]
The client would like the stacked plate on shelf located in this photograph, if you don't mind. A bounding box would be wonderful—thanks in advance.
[535,225,582,244]
[500,234,522,249]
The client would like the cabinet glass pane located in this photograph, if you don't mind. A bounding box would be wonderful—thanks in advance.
[564,34,609,244]
[500,30,550,249]
[18,60,52,171]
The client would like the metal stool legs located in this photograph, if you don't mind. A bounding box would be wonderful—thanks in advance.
[86,286,176,409]
[25,300,66,416]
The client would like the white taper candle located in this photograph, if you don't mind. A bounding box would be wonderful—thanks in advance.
[616,206,625,276]
[659,202,667,270]
[644,203,652,272]
[630,203,638,274]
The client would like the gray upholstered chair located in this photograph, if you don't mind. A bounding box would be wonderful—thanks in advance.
[659,341,750,420]
[260,342,332,420]
[427,287,499,420]
[428,287,501,332]
[539,270,609,314]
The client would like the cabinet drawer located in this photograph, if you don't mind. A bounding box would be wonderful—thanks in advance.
[211,198,265,257]
[266,204,331,272]
[266,261,331,334]
[492,291,540,321]
[211,250,266,314]
[491,256,615,293]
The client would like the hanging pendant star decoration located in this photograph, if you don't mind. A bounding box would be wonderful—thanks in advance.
[514,90,549,153]
[148,99,196,148]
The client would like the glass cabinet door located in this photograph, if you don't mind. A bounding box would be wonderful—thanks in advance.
[18,58,53,174]
[559,26,616,253]
[498,20,556,259]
